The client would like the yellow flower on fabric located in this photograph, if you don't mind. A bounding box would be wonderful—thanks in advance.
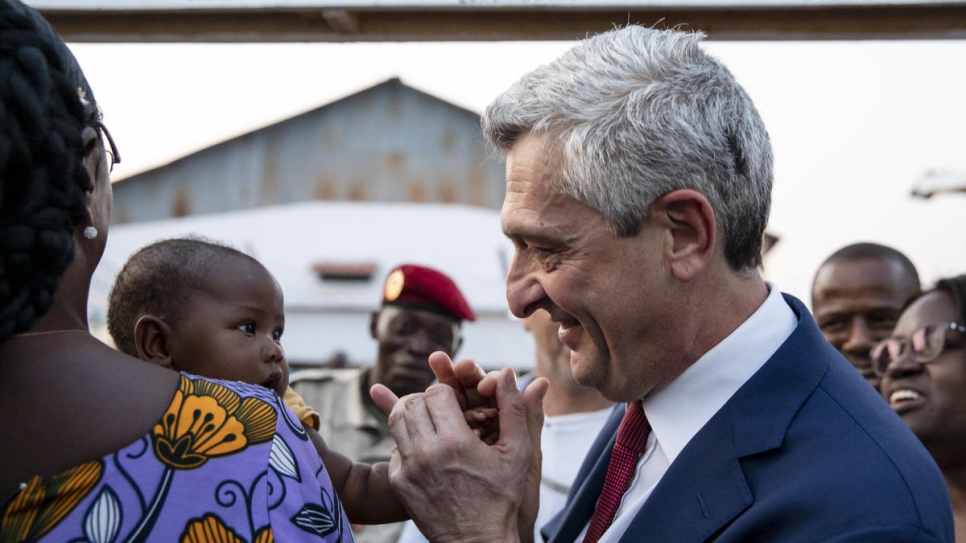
[153,376,275,470]
[0,461,103,542]
[252,527,274,543]
[179,514,274,543]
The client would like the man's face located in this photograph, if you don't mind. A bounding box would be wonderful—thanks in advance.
[501,133,677,403]
[812,258,920,390]
[369,305,460,397]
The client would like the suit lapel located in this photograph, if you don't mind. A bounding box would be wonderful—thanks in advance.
[618,294,829,543]
[619,409,752,543]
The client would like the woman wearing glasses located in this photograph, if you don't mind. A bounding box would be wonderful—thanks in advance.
[874,274,966,541]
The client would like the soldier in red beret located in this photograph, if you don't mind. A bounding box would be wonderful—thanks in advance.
[369,263,476,401]
[291,263,475,543]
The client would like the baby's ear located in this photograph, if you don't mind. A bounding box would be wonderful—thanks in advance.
[134,315,174,369]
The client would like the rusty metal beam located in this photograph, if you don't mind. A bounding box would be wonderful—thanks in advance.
[37,4,966,42]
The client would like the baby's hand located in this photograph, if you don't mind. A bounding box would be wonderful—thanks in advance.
[464,407,500,445]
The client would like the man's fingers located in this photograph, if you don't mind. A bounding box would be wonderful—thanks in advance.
[476,369,505,399]
[386,396,413,458]
[370,383,399,416]
[428,351,458,391]
[423,383,475,437]
[431,352,490,411]
[491,368,529,445]
[452,358,486,388]
[519,376,548,543]
[522,377,549,445]
[453,358,488,409]
[400,393,437,452]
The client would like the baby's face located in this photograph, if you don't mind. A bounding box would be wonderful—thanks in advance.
[167,258,289,397]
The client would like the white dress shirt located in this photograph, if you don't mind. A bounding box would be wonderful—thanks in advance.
[582,282,797,543]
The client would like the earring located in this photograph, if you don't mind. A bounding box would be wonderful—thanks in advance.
[83,226,98,239]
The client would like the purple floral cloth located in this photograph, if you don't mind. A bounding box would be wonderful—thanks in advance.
[0,373,353,542]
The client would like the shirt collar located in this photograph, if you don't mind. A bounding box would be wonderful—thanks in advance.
[641,282,797,464]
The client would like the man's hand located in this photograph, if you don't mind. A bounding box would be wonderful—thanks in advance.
[372,351,501,443]
[371,367,548,543]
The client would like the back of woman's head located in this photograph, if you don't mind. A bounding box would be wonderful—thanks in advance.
[0,0,99,341]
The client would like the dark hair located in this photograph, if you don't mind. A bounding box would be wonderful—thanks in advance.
[106,236,260,356]
[0,0,102,341]
[817,242,920,288]
[935,274,966,324]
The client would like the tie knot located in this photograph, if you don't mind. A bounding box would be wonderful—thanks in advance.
[615,400,650,452]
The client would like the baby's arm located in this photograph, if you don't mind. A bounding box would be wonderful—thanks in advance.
[306,427,409,524]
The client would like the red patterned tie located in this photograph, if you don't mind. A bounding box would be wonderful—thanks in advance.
[583,400,651,543]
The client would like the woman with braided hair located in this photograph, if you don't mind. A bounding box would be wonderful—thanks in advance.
[0,2,352,540]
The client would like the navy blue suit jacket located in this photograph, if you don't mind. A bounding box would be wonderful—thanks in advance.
[543,294,953,543]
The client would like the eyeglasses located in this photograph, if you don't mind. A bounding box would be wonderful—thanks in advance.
[91,119,121,173]
[870,322,966,377]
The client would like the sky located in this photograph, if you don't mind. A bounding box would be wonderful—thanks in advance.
[67,38,966,305]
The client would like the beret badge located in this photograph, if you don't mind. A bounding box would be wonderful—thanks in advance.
[384,269,405,302]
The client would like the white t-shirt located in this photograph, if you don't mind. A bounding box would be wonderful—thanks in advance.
[537,408,617,541]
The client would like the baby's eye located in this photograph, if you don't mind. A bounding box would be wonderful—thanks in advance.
[272,329,283,342]
[238,323,255,335]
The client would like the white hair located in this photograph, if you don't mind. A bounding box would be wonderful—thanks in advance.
[482,26,773,272]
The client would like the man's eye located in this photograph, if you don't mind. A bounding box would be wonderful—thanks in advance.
[869,316,898,330]
[273,329,283,341]
[430,330,454,346]
[819,320,847,333]
[394,322,416,335]
[238,323,255,334]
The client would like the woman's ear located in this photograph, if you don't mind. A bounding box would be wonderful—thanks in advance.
[652,189,717,282]
[134,315,176,369]
[80,126,100,192]
[79,126,102,230]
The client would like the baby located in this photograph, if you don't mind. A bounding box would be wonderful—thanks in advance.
[106,236,406,526]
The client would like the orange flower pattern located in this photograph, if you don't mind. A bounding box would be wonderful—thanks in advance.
[0,461,103,541]
[0,374,351,542]
[153,378,276,470]
[179,514,275,543]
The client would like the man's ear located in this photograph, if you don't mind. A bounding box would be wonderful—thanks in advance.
[369,311,381,340]
[452,333,463,358]
[134,315,176,369]
[652,189,716,282]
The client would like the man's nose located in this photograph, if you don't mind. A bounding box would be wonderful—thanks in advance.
[404,329,436,355]
[842,317,877,354]
[505,251,546,319]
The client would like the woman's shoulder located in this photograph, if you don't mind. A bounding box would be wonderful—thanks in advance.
[1,372,352,542]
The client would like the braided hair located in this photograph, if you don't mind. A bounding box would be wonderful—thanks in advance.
[0,0,100,341]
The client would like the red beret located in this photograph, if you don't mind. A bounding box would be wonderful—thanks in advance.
[382,264,476,322]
